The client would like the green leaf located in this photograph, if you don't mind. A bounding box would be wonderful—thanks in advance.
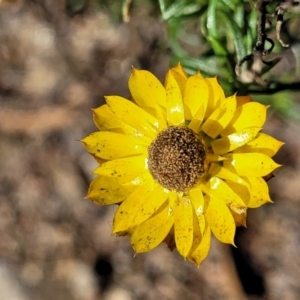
[206,0,218,38]
[207,36,228,56]
[249,8,258,39]
[234,4,244,29]
[158,0,202,20]
[253,92,300,122]
[218,11,247,62]
[220,0,240,11]
[176,56,233,79]
[168,19,188,57]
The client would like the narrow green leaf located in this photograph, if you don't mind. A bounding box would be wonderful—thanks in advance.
[220,0,239,10]
[218,11,247,62]
[168,20,188,57]
[234,4,244,29]
[177,56,233,79]
[249,8,258,39]
[206,0,218,38]
[158,0,201,21]
[208,36,228,56]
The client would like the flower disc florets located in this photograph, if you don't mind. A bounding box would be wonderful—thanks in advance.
[148,126,208,192]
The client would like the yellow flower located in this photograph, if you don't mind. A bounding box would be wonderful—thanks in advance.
[81,64,283,266]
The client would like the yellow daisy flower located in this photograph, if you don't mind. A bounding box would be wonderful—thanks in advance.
[81,64,283,266]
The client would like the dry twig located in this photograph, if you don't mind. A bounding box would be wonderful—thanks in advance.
[236,0,299,85]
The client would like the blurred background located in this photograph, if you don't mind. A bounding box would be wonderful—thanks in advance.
[0,0,300,299]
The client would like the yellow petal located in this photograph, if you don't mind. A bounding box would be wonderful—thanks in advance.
[171,62,188,79]
[225,180,250,206]
[121,171,154,187]
[205,195,236,245]
[188,79,214,132]
[221,102,267,137]
[246,176,272,208]
[93,104,120,131]
[113,184,154,234]
[93,104,139,136]
[198,212,206,235]
[93,155,148,177]
[236,95,251,107]
[131,185,169,227]
[186,212,203,260]
[209,164,250,216]
[217,164,251,206]
[81,132,147,160]
[208,163,247,184]
[183,72,209,120]
[233,133,284,157]
[209,163,250,188]
[170,63,187,96]
[174,196,194,257]
[105,96,159,139]
[129,68,166,109]
[201,94,237,138]
[164,70,185,126]
[167,190,177,215]
[128,68,167,130]
[189,211,203,250]
[206,153,227,162]
[211,127,261,155]
[206,176,247,217]
[223,153,281,177]
[187,225,211,266]
[229,206,247,227]
[131,203,174,253]
[205,77,224,119]
[86,176,128,205]
[190,186,209,216]
[209,163,250,204]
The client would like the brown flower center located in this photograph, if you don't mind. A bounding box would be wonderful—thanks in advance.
[148,126,208,192]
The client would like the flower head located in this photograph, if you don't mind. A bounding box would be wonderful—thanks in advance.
[82,64,283,266]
